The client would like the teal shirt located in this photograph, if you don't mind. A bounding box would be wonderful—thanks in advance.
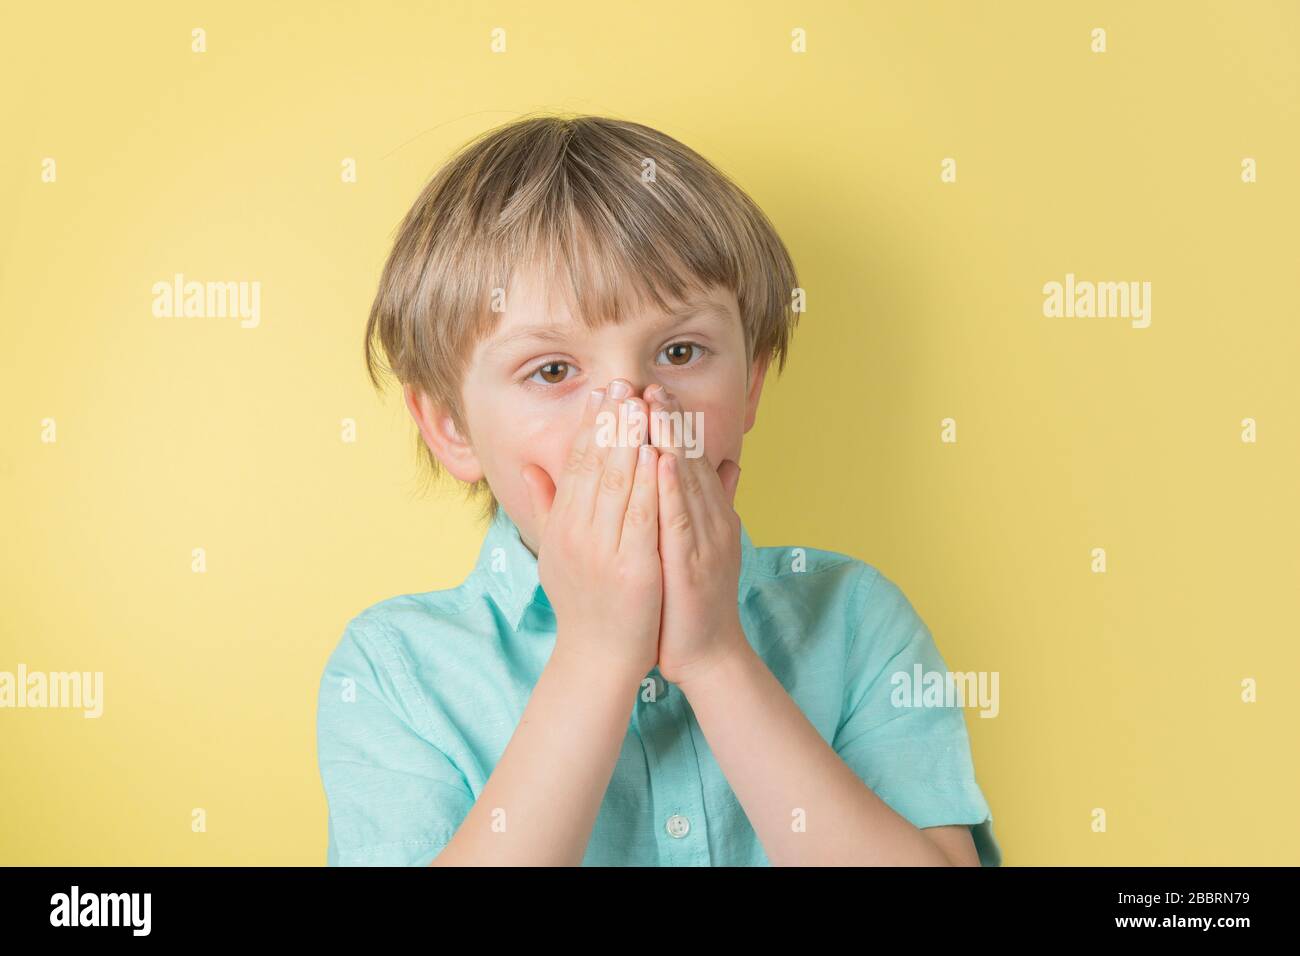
[316,507,1002,866]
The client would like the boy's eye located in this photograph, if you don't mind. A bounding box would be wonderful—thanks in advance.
[522,342,706,388]
[527,360,572,385]
[658,341,705,367]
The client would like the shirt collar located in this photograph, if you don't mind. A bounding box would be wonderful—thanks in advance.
[476,506,760,632]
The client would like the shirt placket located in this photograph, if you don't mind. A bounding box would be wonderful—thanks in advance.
[633,667,712,866]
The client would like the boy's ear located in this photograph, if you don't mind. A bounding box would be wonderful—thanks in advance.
[402,384,484,482]
[743,352,771,434]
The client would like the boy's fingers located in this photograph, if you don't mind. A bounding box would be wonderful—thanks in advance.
[657,452,695,560]
[648,385,712,528]
[671,397,722,507]
[620,440,660,555]
[567,385,623,522]
[555,386,607,516]
[593,396,644,552]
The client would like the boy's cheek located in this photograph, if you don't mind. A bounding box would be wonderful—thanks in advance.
[691,403,742,466]
[517,418,571,484]
[503,431,568,498]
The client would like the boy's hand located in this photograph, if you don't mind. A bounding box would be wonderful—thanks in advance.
[645,384,746,688]
[521,381,662,684]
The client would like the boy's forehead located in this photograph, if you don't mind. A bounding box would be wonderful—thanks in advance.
[486,270,735,348]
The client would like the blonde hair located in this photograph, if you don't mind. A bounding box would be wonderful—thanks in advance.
[364,112,800,522]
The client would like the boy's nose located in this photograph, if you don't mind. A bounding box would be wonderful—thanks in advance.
[606,377,657,400]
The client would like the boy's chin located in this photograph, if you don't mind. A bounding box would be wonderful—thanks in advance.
[510,517,542,557]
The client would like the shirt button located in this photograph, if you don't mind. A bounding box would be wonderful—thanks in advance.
[665,814,691,838]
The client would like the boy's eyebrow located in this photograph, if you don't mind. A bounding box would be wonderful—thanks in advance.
[486,298,733,357]
[665,298,733,324]
[486,325,573,356]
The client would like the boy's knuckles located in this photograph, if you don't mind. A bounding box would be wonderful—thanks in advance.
[564,446,588,474]
[667,509,693,536]
[623,502,651,527]
[600,466,628,493]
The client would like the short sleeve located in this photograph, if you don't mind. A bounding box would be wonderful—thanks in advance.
[832,568,1002,867]
[316,621,475,866]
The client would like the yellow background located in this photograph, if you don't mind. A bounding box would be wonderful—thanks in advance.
[2,0,1297,865]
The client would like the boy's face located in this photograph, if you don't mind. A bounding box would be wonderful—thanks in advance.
[406,267,769,555]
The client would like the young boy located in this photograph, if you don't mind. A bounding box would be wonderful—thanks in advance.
[316,114,1001,866]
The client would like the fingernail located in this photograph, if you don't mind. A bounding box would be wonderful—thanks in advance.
[639,444,654,464]
[608,380,630,399]
[589,388,605,407]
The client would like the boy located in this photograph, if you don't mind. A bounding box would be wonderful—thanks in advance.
[316,114,1001,866]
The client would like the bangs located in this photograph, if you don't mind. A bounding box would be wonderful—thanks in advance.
[436,114,790,362]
